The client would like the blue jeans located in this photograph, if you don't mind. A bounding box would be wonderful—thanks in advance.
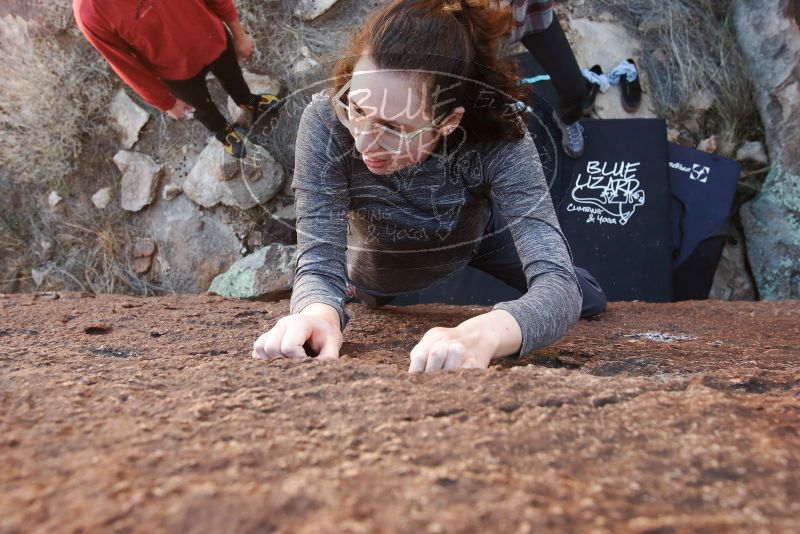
[356,200,608,318]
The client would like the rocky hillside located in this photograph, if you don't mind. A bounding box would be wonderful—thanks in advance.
[0,0,797,300]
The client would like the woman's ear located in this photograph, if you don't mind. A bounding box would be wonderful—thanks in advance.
[439,106,465,135]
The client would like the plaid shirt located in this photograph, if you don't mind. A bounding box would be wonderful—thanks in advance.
[509,0,555,42]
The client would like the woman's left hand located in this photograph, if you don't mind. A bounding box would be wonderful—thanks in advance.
[408,326,493,372]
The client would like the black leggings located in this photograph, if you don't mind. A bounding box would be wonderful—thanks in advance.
[520,13,586,124]
[161,31,255,136]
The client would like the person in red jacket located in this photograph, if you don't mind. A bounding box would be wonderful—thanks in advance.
[73,0,282,158]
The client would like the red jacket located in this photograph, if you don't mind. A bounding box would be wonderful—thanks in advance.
[74,0,239,111]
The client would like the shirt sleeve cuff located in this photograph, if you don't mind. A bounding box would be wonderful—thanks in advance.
[291,294,350,331]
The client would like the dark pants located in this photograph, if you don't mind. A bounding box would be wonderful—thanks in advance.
[357,200,608,318]
[520,13,586,125]
[161,31,255,137]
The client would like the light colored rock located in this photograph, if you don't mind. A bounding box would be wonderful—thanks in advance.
[294,0,340,20]
[131,237,156,274]
[740,165,800,299]
[708,226,757,301]
[31,266,49,287]
[688,91,715,114]
[143,195,243,292]
[246,231,263,250]
[736,141,769,164]
[293,46,320,75]
[91,187,113,209]
[226,69,281,125]
[163,184,183,201]
[697,135,719,154]
[48,190,62,208]
[113,150,163,212]
[667,128,681,143]
[132,257,153,275]
[566,15,656,119]
[734,0,800,299]
[208,244,297,299]
[182,137,284,210]
[110,89,150,149]
[272,202,296,220]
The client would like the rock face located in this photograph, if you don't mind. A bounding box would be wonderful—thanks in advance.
[226,70,281,126]
[734,0,800,299]
[294,0,340,20]
[208,243,297,299]
[1,296,799,532]
[109,89,150,149]
[113,150,163,212]
[143,194,243,292]
[182,137,284,210]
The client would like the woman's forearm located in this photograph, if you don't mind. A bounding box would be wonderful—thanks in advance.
[455,309,523,360]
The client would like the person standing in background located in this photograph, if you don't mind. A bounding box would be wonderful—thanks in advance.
[74,0,282,159]
[509,0,587,158]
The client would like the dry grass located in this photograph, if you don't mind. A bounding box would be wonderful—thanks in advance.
[595,0,762,155]
[0,190,170,295]
[0,13,113,186]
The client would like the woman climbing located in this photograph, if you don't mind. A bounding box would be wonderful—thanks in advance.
[252,0,606,372]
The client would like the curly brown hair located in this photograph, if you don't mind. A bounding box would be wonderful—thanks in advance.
[330,0,529,143]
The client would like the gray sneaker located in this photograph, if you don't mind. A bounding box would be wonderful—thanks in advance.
[552,110,585,159]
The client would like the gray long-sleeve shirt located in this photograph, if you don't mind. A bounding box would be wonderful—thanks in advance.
[289,90,582,356]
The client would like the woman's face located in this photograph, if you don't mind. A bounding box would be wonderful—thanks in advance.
[346,56,465,175]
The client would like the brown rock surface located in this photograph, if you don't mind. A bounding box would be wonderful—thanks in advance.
[1,294,798,532]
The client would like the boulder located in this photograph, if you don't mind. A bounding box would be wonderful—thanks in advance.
[143,194,243,292]
[208,243,297,299]
[734,0,800,299]
[294,0,340,21]
[182,137,284,210]
[91,187,113,209]
[697,135,719,154]
[109,89,150,149]
[708,227,757,301]
[113,150,163,212]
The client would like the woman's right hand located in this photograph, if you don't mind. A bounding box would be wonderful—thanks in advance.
[252,303,343,361]
[166,98,195,120]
